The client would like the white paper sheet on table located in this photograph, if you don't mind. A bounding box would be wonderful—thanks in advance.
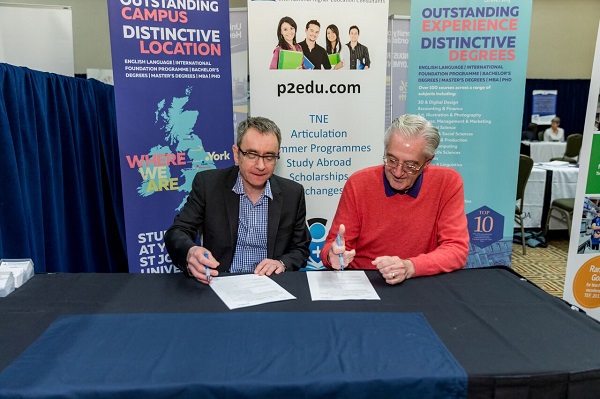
[209,274,296,309]
[306,270,380,301]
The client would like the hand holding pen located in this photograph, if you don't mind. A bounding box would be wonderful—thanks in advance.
[336,233,345,270]
[186,246,219,285]
[329,224,355,270]
[204,252,211,282]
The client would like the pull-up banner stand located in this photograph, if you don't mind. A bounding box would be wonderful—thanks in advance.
[407,0,533,268]
[107,0,234,273]
[563,22,600,320]
[248,0,389,269]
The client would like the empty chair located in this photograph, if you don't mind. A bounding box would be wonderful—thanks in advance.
[545,198,575,236]
[538,131,544,142]
[515,155,534,254]
[550,133,582,163]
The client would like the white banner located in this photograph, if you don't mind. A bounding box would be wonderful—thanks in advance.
[0,4,73,76]
[248,1,389,269]
[563,22,600,320]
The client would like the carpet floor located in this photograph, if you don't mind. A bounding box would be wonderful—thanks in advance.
[510,230,569,298]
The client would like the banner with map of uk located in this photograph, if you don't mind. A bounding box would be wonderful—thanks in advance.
[407,0,532,268]
[108,0,234,273]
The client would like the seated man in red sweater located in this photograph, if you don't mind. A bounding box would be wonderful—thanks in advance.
[319,114,469,285]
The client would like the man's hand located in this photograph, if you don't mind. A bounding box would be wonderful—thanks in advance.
[186,246,219,284]
[328,224,356,270]
[372,256,415,285]
[255,259,286,276]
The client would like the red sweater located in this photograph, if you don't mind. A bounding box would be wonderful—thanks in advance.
[320,165,469,277]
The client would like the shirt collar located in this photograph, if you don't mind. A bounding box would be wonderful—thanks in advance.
[233,172,273,200]
[382,166,423,198]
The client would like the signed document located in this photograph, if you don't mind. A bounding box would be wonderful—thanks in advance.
[307,271,380,301]
[210,274,296,309]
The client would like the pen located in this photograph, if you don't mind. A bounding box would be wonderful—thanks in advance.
[204,252,211,281]
[336,233,344,271]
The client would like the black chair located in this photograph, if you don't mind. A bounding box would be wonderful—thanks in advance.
[545,198,575,236]
[550,133,583,163]
[515,155,534,255]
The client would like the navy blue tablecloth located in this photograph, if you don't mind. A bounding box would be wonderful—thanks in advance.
[0,312,466,399]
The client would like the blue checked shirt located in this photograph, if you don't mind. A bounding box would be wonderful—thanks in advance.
[229,173,272,273]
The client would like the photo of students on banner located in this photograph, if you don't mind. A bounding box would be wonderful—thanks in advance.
[578,197,600,254]
[270,16,303,70]
[270,16,370,71]
[346,25,370,70]
[325,24,348,70]
[299,20,331,70]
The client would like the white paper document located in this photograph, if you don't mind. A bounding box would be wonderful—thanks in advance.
[209,274,296,309]
[0,259,34,288]
[0,272,15,297]
[307,271,380,301]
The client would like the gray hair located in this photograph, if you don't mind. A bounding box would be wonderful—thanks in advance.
[551,116,561,124]
[236,116,282,148]
[384,114,440,159]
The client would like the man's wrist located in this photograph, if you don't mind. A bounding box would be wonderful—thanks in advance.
[278,260,287,272]
[186,246,198,262]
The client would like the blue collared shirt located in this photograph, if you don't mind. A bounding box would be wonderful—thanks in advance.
[382,166,423,198]
[230,173,272,273]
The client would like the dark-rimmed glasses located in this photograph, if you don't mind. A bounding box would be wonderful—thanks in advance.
[239,148,280,164]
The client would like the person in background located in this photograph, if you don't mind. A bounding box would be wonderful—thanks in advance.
[591,211,600,251]
[270,16,303,69]
[346,25,370,70]
[299,20,331,70]
[543,117,565,142]
[521,122,538,141]
[165,117,311,284]
[320,114,469,285]
[325,24,348,70]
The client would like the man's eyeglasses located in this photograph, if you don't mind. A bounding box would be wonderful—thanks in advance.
[383,156,425,175]
[239,148,280,164]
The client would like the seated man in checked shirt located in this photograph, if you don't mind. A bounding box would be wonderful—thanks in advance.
[165,116,311,284]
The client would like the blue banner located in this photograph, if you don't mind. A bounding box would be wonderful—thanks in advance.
[531,89,557,125]
[407,1,532,267]
[107,0,234,273]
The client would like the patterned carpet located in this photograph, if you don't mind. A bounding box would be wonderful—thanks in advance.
[510,231,569,298]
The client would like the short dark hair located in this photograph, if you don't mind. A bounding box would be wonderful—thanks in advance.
[306,20,320,29]
[527,122,538,132]
[236,117,282,148]
[349,25,360,34]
